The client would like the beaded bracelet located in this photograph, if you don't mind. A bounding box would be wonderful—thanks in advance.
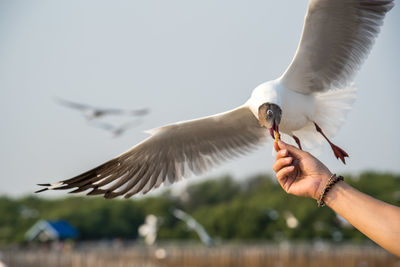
[317,174,344,207]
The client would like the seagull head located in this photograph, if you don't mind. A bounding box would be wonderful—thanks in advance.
[258,103,282,139]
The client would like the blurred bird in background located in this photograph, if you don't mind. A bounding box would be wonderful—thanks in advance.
[138,214,158,246]
[56,97,149,137]
[173,209,213,246]
[56,97,149,120]
[89,120,143,138]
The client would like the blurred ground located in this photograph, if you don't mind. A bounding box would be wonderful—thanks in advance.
[1,242,399,267]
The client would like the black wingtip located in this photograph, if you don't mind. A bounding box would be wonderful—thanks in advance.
[37,183,51,186]
[104,191,121,199]
[35,188,48,193]
[68,188,84,194]
[87,188,105,196]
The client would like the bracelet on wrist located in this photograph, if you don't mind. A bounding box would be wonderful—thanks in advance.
[317,174,344,207]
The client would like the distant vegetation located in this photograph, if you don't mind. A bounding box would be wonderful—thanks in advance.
[0,172,399,245]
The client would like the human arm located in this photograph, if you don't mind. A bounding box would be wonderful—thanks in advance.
[272,141,400,257]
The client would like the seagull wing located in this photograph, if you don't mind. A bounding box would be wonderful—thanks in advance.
[96,108,127,115]
[89,121,115,131]
[280,0,394,94]
[56,98,92,111]
[128,108,150,116]
[97,107,149,116]
[118,120,142,131]
[36,106,268,198]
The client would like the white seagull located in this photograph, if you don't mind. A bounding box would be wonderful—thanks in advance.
[89,120,143,138]
[173,209,214,246]
[37,0,394,198]
[56,97,149,120]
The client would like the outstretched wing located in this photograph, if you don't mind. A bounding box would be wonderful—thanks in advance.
[36,106,268,198]
[97,107,148,116]
[56,98,92,111]
[281,0,394,94]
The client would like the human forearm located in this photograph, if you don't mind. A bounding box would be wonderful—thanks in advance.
[273,141,400,256]
[325,180,400,257]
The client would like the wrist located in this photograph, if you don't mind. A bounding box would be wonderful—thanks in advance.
[317,174,344,207]
[323,180,350,208]
[312,171,333,200]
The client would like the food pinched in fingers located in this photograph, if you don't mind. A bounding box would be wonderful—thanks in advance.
[274,131,281,143]
[273,131,281,152]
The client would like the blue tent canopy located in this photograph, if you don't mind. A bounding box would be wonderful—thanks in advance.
[47,220,78,239]
[25,220,78,241]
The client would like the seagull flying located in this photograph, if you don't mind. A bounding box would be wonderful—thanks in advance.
[89,120,143,138]
[37,0,394,198]
[56,98,149,120]
[173,209,213,246]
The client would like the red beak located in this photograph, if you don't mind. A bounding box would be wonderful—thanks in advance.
[269,128,274,139]
[273,120,279,134]
[269,120,280,139]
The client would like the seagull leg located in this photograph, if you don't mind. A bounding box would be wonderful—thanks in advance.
[314,122,349,164]
[292,135,302,150]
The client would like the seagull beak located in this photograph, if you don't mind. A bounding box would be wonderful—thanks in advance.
[273,120,279,134]
[269,120,280,139]
[269,128,275,139]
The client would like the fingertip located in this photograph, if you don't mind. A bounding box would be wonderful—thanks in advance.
[280,149,287,156]
[276,165,295,181]
[278,140,286,148]
[273,142,279,152]
[284,165,295,173]
[279,140,301,155]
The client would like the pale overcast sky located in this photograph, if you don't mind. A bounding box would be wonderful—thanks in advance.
[0,0,399,197]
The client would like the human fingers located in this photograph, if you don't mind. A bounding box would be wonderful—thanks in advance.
[276,165,295,186]
[273,142,279,152]
[275,149,288,161]
[273,156,293,173]
[277,141,307,158]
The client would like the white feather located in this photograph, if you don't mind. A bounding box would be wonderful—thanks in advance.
[292,87,357,150]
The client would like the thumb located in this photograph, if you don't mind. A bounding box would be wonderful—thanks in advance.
[273,142,279,152]
[277,140,306,158]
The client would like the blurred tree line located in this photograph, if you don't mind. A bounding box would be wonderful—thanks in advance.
[0,172,399,245]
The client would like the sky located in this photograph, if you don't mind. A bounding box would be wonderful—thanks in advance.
[0,0,399,197]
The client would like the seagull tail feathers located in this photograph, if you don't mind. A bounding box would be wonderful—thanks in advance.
[314,86,357,138]
[291,86,357,151]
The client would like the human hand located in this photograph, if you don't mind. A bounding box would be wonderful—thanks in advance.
[272,141,333,200]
